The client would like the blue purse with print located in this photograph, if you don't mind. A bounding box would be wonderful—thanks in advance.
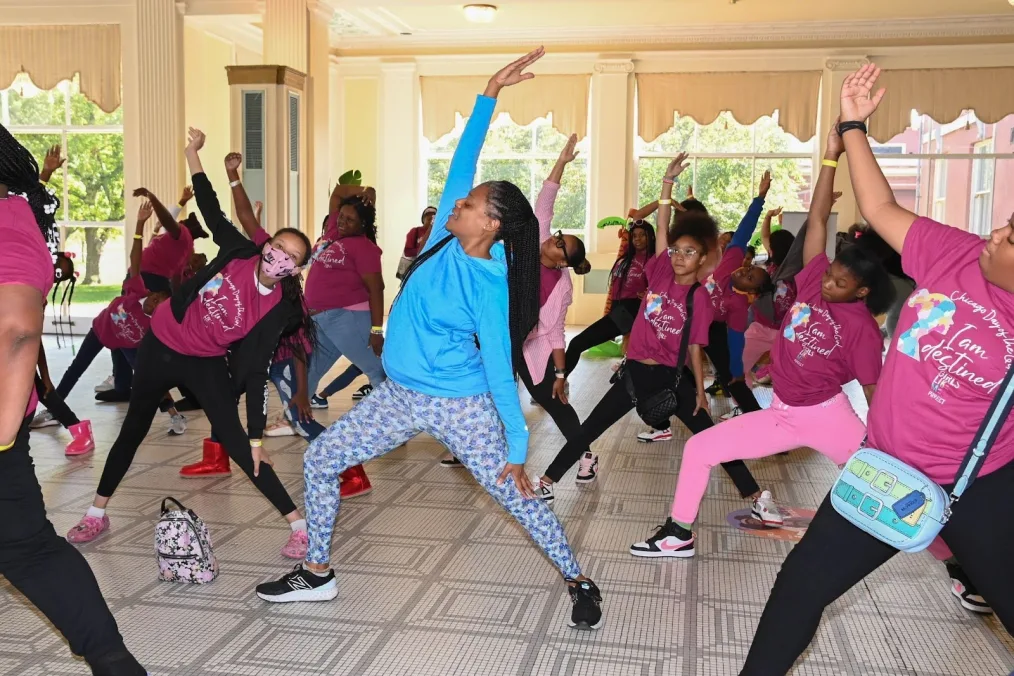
[831,363,1014,553]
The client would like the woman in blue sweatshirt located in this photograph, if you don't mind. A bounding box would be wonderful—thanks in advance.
[256,48,603,630]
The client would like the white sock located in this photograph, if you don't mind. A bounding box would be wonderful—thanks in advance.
[86,506,106,519]
[290,518,307,532]
[301,562,330,577]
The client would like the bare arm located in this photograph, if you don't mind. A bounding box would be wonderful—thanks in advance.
[689,344,710,417]
[39,145,65,184]
[804,125,845,265]
[629,201,659,221]
[761,208,781,258]
[329,183,374,216]
[655,152,690,256]
[363,272,385,357]
[130,200,153,278]
[0,285,44,447]
[134,188,180,239]
[863,384,877,406]
[224,153,260,239]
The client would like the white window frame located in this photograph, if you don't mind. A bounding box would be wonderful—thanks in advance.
[932,159,948,222]
[969,138,995,236]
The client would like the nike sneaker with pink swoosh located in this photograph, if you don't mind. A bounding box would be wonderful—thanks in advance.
[629,518,695,558]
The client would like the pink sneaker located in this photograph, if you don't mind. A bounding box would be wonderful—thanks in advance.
[66,515,109,544]
[281,529,309,559]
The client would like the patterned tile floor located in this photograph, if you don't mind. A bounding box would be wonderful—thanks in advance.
[3,336,1012,675]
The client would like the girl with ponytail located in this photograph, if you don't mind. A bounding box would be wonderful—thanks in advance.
[257,48,603,631]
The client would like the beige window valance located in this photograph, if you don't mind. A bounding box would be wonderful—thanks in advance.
[0,25,121,113]
[636,71,821,143]
[421,74,590,142]
[868,68,1014,142]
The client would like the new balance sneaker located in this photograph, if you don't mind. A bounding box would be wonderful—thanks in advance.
[256,565,338,603]
[947,563,992,614]
[167,413,187,436]
[535,478,555,504]
[637,428,673,443]
[94,375,115,393]
[567,579,603,630]
[310,394,328,409]
[31,410,58,429]
[352,384,373,401]
[629,518,695,558]
[575,452,599,484]
[721,407,742,421]
[440,455,463,468]
[705,381,726,397]
[751,490,784,527]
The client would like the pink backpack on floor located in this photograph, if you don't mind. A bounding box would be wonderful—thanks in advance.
[155,497,218,584]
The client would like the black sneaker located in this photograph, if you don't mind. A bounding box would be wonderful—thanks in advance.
[567,579,603,630]
[629,518,695,558]
[352,384,373,401]
[256,565,338,603]
[705,381,726,397]
[947,563,992,614]
[95,389,131,403]
[440,456,463,468]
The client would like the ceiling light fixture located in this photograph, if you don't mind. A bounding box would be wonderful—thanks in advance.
[463,4,498,23]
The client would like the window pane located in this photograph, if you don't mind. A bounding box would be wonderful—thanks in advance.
[694,158,752,230]
[754,113,815,154]
[61,225,126,288]
[755,158,812,212]
[637,158,695,218]
[871,110,1014,155]
[427,122,460,155]
[480,159,531,192]
[695,112,753,154]
[11,133,65,221]
[993,158,1014,231]
[638,115,695,154]
[5,85,66,126]
[66,133,124,222]
[484,115,533,154]
[426,159,449,210]
[69,75,122,126]
[535,158,587,231]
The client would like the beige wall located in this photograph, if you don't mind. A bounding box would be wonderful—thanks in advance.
[337,77,380,197]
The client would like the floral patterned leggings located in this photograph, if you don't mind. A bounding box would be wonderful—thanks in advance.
[303,379,583,579]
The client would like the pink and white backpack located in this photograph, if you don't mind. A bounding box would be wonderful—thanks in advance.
[155,497,218,584]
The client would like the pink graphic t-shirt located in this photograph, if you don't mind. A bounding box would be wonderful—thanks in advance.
[92,275,152,349]
[303,213,383,313]
[610,251,650,301]
[151,255,281,357]
[755,278,798,329]
[703,246,743,324]
[142,226,194,279]
[627,252,714,368]
[772,253,883,407]
[868,218,1014,483]
[0,196,54,419]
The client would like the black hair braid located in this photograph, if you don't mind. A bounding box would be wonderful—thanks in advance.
[274,227,318,363]
[0,123,59,256]
[612,220,655,292]
[485,180,540,374]
[340,196,378,244]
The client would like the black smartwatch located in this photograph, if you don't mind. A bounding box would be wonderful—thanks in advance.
[837,120,868,137]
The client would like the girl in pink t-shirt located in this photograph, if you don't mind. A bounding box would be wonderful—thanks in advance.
[544,155,760,502]
[741,66,1014,674]
[632,128,894,561]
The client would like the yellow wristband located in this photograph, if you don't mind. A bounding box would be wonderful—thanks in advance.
[0,439,14,452]
[821,159,838,168]
[249,439,263,448]
[133,234,143,240]
[658,199,673,206]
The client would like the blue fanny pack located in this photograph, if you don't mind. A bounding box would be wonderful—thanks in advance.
[831,364,1014,553]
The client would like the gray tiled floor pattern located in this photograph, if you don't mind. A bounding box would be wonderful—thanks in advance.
[4,336,1012,675]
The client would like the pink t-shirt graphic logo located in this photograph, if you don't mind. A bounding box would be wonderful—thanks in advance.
[783,304,811,341]
[784,302,843,366]
[643,291,687,341]
[199,272,244,332]
[311,238,347,268]
[110,301,144,344]
[896,289,957,361]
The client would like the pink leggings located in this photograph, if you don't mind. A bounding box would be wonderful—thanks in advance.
[670,392,866,525]
[743,323,779,386]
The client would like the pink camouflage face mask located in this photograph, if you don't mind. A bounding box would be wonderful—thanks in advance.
[260,242,298,279]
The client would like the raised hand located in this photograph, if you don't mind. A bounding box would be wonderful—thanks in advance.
[179,185,194,206]
[43,145,65,173]
[132,187,151,199]
[826,117,846,158]
[485,47,545,98]
[359,186,376,208]
[665,152,690,180]
[831,191,843,205]
[186,127,206,153]
[687,185,695,199]
[840,63,885,124]
[137,200,153,222]
[558,134,579,164]
[224,152,242,172]
[766,207,783,220]
[758,170,772,198]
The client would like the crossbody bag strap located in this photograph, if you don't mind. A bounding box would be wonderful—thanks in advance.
[950,363,1014,502]
[673,282,701,386]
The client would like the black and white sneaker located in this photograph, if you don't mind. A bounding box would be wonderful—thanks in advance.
[575,452,599,484]
[629,518,695,558]
[352,384,373,401]
[535,478,555,504]
[567,579,603,630]
[440,455,463,468]
[310,394,328,409]
[947,563,992,614]
[256,565,338,603]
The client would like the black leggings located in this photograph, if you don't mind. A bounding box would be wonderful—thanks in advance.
[741,459,1014,675]
[35,375,80,428]
[545,360,760,496]
[519,356,587,464]
[95,332,297,516]
[564,298,640,376]
[704,322,761,413]
[0,417,145,675]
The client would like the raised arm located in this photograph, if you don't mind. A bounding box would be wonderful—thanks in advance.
[424,47,546,255]
[328,182,373,216]
[133,187,179,238]
[629,200,660,221]
[39,145,65,184]
[805,122,846,265]
[183,128,246,249]
[536,134,577,238]
[656,152,690,256]
[224,152,261,239]
[839,64,915,253]
[761,207,781,257]
[130,200,153,278]
[730,170,769,250]
[156,185,193,235]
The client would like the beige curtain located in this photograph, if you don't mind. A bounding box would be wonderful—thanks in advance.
[421,75,590,142]
[636,71,821,143]
[0,25,121,113]
[869,68,1014,142]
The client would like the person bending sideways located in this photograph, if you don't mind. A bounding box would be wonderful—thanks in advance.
[630,122,893,559]
[740,63,1014,675]
[256,49,604,630]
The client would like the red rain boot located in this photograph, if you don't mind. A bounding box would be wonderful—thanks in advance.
[180,438,232,478]
[339,465,372,499]
[65,421,95,456]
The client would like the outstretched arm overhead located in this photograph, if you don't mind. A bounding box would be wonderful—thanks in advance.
[655,152,690,256]
[804,120,846,265]
[133,187,180,239]
[536,133,578,238]
[224,152,261,239]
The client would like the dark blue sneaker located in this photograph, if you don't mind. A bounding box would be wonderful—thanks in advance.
[310,395,328,409]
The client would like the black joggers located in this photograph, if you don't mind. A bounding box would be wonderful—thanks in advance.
[704,321,761,413]
[95,332,297,516]
[564,298,640,376]
[518,356,588,462]
[544,360,760,496]
[0,417,145,675]
[740,458,1014,675]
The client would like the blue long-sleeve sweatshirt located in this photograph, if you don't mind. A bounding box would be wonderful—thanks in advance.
[382,95,531,464]
[726,195,765,378]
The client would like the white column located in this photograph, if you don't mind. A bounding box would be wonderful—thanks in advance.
[307,4,331,232]
[377,60,419,306]
[263,0,308,73]
[589,59,634,255]
[822,56,870,233]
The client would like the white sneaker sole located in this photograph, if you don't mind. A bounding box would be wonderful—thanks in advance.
[569,617,603,630]
[31,419,60,429]
[637,436,672,443]
[574,473,597,485]
[265,428,296,437]
[751,509,784,527]
[629,547,695,559]
[257,580,338,603]
[951,586,992,614]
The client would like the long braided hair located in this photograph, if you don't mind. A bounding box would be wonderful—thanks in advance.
[0,124,60,255]
[398,181,541,377]
[611,220,655,292]
[273,227,318,364]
